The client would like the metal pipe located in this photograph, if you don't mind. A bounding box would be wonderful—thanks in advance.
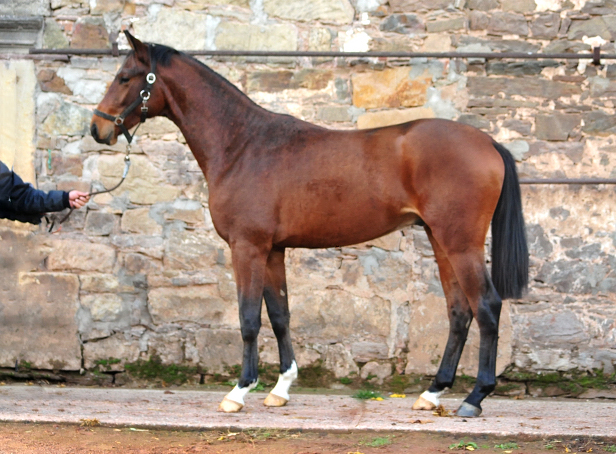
[28,48,616,61]
[520,178,616,185]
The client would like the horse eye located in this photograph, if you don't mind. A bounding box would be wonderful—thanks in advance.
[119,76,130,84]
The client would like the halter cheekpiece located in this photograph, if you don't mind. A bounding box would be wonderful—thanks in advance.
[93,43,158,145]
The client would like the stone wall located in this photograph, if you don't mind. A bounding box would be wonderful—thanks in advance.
[1,0,615,386]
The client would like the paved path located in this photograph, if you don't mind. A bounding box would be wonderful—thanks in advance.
[0,384,614,437]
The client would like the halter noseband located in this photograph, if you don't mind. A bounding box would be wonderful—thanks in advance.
[93,43,158,144]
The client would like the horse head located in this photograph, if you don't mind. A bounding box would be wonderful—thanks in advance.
[91,31,166,145]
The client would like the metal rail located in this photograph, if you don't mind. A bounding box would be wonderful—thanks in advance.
[519,178,616,185]
[27,47,616,64]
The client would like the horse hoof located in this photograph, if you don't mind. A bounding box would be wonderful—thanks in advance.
[412,395,437,411]
[263,393,288,407]
[456,402,482,417]
[218,397,244,413]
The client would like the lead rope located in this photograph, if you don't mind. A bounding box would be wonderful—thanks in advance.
[47,44,157,233]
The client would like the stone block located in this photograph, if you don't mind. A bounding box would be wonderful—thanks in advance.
[308,27,332,52]
[488,12,529,35]
[290,290,390,341]
[194,328,243,374]
[97,155,181,204]
[582,110,616,136]
[530,12,560,39]
[263,0,354,24]
[47,240,116,272]
[246,69,333,93]
[216,22,298,51]
[352,67,432,109]
[83,334,141,371]
[43,18,69,49]
[90,0,125,15]
[426,16,467,33]
[85,211,117,236]
[379,14,425,34]
[41,100,92,137]
[148,285,234,326]
[356,107,434,129]
[502,0,537,13]
[70,17,110,49]
[467,76,581,98]
[164,200,205,225]
[524,311,588,346]
[37,69,71,94]
[567,17,612,41]
[469,11,490,30]
[466,0,499,10]
[317,106,352,123]
[535,113,581,141]
[0,272,81,370]
[351,341,389,362]
[133,9,211,50]
[80,274,121,293]
[324,343,359,378]
[389,0,454,11]
[360,361,393,384]
[121,208,163,235]
[81,293,124,322]
[163,230,220,271]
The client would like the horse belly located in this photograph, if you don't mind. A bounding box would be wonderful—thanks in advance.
[276,191,417,249]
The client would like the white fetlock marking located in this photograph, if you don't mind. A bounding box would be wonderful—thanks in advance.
[269,360,298,401]
[420,390,445,407]
[225,380,258,406]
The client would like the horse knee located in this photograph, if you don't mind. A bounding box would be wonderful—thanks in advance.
[476,295,501,333]
[241,319,261,343]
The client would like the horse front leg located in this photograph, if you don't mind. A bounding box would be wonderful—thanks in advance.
[218,240,269,413]
[262,246,297,407]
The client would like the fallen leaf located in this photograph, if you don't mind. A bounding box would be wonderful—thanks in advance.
[370,397,384,401]
[390,394,406,398]
[129,428,148,432]
[79,419,100,427]
[432,405,452,417]
[466,446,475,451]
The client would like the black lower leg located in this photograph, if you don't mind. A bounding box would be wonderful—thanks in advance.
[238,299,262,388]
[429,303,473,393]
[462,292,501,411]
[264,286,295,373]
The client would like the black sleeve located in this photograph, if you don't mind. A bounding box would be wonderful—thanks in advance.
[0,162,68,214]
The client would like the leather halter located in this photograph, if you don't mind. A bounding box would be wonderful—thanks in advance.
[93,44,158,144]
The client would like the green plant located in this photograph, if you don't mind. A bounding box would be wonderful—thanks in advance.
[495,442,518,450]
[605,445,616,453]
[449,440,478,450]
[339,377,353,385]
[124,355,197,385]
[250,382,266,392]
[352,389,383,400]
[363,436,392,447]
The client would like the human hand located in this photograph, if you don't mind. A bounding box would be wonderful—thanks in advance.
[68,190,90,209]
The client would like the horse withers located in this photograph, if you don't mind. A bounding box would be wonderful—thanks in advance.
[91,32,528,417]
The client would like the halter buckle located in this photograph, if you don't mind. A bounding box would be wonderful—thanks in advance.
[114,116,124,126]
[146,73,156,84]
[140,90,151,101]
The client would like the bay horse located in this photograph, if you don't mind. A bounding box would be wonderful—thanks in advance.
[91,31,528,417]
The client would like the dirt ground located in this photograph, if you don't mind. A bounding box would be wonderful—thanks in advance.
[0,422,614,454]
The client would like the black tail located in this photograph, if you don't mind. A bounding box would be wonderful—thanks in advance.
[491,141,528,299]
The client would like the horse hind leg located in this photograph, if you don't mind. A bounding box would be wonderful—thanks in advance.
[441,248,502,417]
[412,228,474,411]
[262,247,298,407]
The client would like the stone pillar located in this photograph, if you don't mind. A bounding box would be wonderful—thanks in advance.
[0,60,36,183]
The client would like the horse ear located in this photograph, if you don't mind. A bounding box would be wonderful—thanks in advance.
[124,30,149,63]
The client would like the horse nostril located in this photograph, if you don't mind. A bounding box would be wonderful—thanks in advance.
[91,122,98,140]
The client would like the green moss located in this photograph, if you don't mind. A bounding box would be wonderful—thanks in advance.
[353,389,383,400]
[124,355,197,385]
[295,362,335,388]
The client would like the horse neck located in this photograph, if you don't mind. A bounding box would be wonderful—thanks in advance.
[158,56,268,183]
